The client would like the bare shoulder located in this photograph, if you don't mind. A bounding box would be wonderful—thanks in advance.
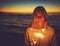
[47,26,55,34]
[26,27,32,32]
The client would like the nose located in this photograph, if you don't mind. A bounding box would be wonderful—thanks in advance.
[38,19,41,22]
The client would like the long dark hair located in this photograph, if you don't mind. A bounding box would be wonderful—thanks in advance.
[33,6,48,21]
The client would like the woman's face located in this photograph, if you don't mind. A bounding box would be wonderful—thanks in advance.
[33,12,45,28]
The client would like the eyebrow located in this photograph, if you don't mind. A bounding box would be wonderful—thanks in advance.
[35,15,44,19]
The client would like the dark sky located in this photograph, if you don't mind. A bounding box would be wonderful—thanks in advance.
[0,0,60,13]
[0,0,60,7]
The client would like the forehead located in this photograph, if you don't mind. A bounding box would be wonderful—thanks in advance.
[35,11,43,16]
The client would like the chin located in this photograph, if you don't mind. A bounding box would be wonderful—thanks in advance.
[37,26,43,29]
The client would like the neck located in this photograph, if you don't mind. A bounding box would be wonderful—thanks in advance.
[31,23,44,29]
[31,22,48,29]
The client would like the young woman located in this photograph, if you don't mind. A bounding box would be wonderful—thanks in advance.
[24,6,56,46]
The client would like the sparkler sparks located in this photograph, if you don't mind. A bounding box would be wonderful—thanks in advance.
[34,32,45,39]
[42,28,45,32]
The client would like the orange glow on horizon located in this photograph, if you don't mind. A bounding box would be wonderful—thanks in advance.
[1,8,33,13]
[46,7,60,13]
[1,6,60,13]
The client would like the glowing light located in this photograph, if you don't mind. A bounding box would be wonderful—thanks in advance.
[42,28,45,32]
[31,40,37,45]
[33,41,37,44]
[34,32,45,39]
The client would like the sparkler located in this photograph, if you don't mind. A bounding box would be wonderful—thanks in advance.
[30,28,45,46]
[34,32,45,39]
[34,28,45,39]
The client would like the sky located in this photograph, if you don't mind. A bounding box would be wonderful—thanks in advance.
[0,0,60,14]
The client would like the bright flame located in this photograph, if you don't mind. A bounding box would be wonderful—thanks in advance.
[33,41,37,44]
[42,28,45,32]
[34,32,45,39]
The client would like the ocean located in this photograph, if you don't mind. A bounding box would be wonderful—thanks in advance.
[0,12,60,46]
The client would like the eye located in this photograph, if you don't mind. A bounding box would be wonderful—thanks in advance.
[37,16,44,19]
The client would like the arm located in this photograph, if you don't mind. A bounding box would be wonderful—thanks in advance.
[50,33,57,46]
[24,30,31,46]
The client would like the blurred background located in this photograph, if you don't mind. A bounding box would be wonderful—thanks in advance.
[0,0,60,46]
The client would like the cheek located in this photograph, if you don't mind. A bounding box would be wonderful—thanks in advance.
[39,18,45,23]
[42,19,45,22]
[34,17,38,22]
